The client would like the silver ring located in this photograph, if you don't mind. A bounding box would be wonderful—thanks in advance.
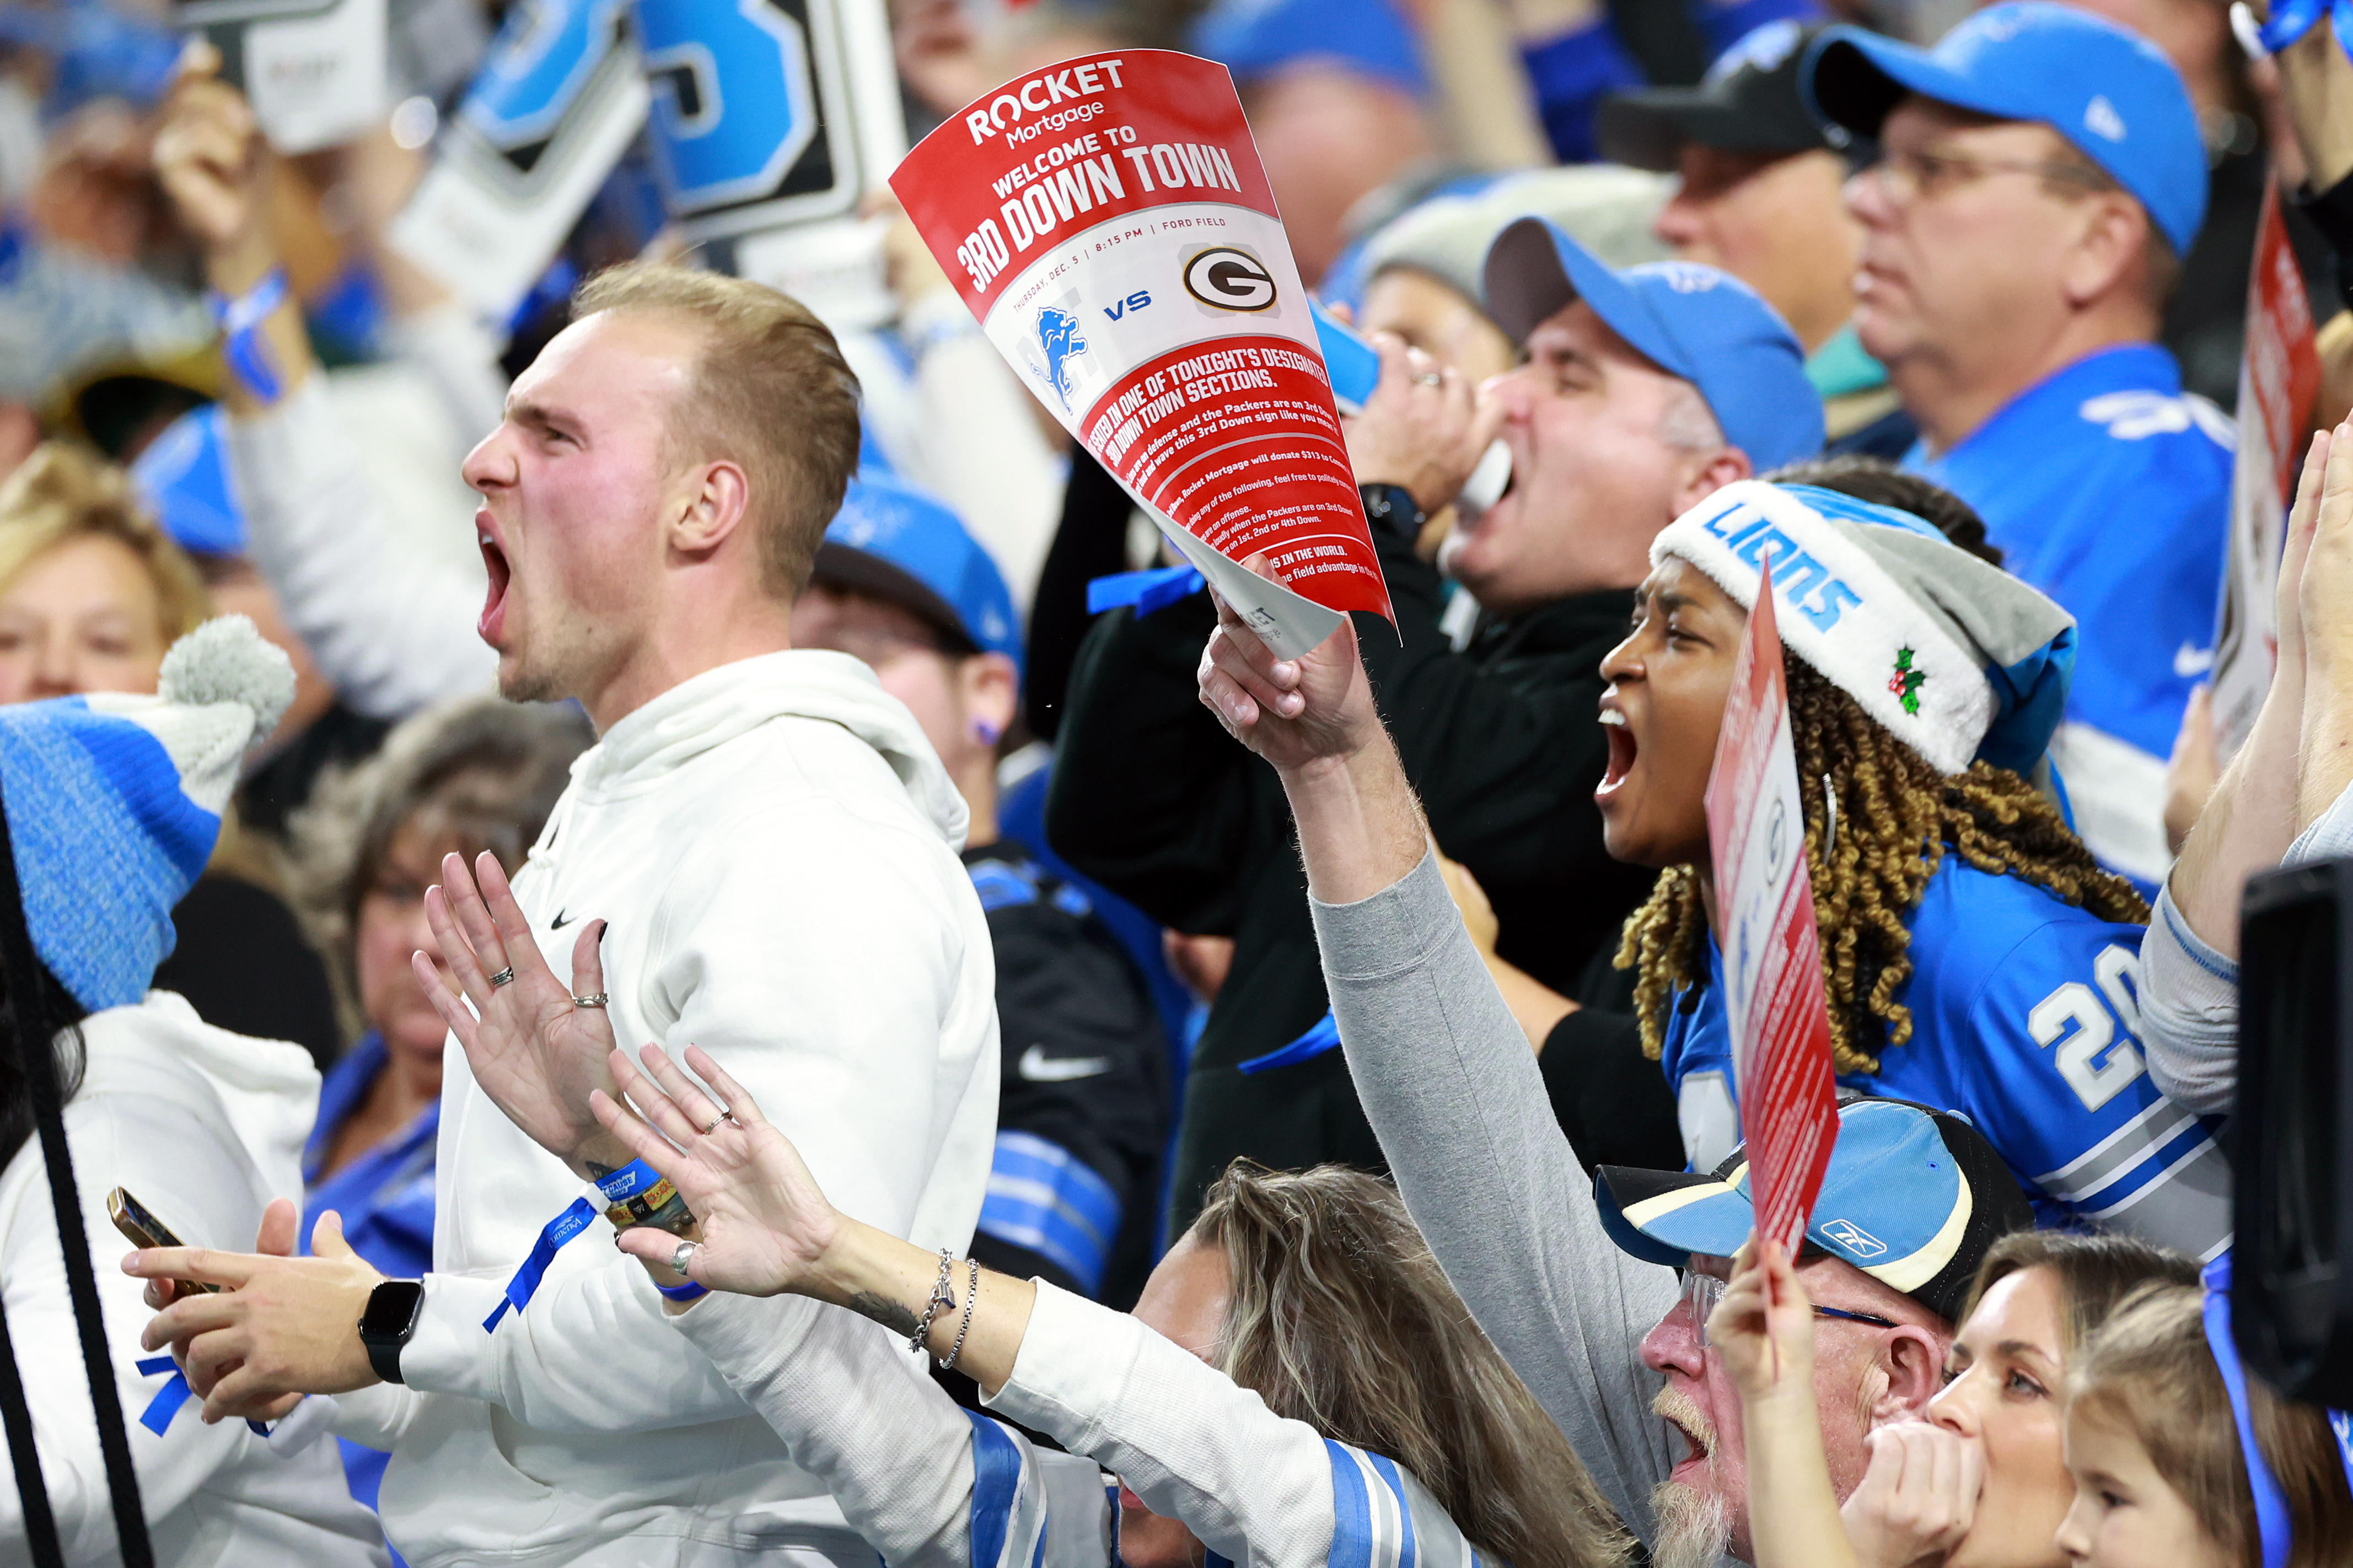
[487,966,517,989]
[698,1115,723,1136]
[1412,371,1444,387]
[671,1239,699,1275]
[572,993,609,1009]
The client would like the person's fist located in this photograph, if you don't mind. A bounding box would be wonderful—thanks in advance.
[153,44,268,261]
[1196,556,1380,775]
[1344,336,1504,517]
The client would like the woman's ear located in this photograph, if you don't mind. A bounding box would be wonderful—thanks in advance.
[1874,1324,1948,1422]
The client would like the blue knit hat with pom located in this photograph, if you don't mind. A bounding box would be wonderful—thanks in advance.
[0,616,294,1011]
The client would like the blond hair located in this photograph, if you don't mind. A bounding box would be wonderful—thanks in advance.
[1195,1163,1630,1568]
[2071,1284,2353,1568]
[0,443,211,640]
[570,263,861,600]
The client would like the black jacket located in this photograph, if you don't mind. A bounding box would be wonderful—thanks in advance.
[1047,513,1659,1230]
[962,839,1168,1310]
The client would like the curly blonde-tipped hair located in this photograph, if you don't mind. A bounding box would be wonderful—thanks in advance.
[1196,1162,1629,1568]
[1615,658,2148,1075]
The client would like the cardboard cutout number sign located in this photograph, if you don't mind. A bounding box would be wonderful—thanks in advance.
[890,50,1391,658]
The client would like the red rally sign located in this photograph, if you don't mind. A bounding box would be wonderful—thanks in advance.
[890,50,1391,623]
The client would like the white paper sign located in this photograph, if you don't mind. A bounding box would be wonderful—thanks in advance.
[184,0,389,154]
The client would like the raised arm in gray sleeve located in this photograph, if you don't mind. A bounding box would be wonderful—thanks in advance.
[1308,849,1680,1548]
[2142,777,2353,1116]
[226,377,496,718]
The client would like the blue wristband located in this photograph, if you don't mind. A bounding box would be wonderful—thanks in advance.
[487,1160,690,1331]
[592,1159,664,1204]
[655,1280,708,1302]
[2255,0,2353,61]
[206,269,289,403]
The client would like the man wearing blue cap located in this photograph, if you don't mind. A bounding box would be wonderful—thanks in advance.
[1051,222,1822,1232]
[1586,1097,2032,1567]
[1803,2,2233,891]
[797,473,1168,1311]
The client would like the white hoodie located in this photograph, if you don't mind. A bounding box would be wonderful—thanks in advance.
[0,993,387,1567]
[338,650,999,1567]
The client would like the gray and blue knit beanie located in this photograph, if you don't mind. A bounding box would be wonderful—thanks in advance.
[0,616,293,1011]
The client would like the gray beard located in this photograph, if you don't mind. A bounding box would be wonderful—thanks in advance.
[1648,1480,1736,1568]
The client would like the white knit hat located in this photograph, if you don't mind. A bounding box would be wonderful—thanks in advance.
[1652,481,2076,776]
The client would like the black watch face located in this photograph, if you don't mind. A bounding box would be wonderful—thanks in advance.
[361,1280,425,1337]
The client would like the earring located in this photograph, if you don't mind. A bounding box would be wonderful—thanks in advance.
[974,721,1001,745]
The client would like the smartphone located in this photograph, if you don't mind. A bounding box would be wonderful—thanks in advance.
[1311,299,1382,416]
[108,1187,219,1300]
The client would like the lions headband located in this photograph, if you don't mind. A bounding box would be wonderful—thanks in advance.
[1651,481,2076,775]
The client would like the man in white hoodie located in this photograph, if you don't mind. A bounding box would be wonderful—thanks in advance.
[128,262,1001,1567]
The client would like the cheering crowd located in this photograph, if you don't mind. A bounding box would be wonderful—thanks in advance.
[7,0,2353,1565]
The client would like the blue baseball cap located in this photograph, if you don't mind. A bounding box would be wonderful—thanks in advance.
[1803,2,2206,258]
[812,475,1022,675]
[1190,0,1428,96]
[130,405,245,558]
[1595,1097,2034,1324]
[1483,217,1823,472]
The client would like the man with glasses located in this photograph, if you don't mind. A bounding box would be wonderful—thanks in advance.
[1803,3,2230,893]
[1588,1097,2032,1565]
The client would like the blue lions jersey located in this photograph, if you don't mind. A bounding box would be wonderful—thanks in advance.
[1662,859,2231,1261]
[1909,344,2233,891]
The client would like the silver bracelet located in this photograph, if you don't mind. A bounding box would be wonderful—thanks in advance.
[939,1257,981,1372]
[908,1248,956,1355]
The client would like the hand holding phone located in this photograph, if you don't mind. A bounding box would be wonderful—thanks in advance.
[108,1188,219,1303]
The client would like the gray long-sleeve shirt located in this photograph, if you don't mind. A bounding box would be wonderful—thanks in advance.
[2141,778,2353,1114]
[1308,849,1683,1551]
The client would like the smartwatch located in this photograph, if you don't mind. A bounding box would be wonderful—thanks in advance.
[1360,482,1425,548]
[358,1279,426,1385]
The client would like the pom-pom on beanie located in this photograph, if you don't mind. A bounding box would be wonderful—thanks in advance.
[0,615,293,1011]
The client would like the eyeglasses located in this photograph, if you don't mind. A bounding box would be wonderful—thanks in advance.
[1682,1269,1901,1348]
[1854,144,2112,211]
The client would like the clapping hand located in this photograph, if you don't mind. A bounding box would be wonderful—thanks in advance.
[414,852,618,1174]
[593,1045,845,1299]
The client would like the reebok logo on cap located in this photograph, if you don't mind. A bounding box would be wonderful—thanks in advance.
[1820,1218,1886,1257]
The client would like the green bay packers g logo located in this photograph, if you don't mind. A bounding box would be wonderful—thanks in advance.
[1183,246,1277,312]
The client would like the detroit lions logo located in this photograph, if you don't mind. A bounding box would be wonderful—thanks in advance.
[1035,305,1089,409]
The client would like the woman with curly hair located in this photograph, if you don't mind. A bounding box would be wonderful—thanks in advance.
[1198,476,2226,1259]
[1602,479,2221,1254]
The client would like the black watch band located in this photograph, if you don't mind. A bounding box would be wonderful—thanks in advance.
[357,1279,426,1385]
[1360,482,1425,547]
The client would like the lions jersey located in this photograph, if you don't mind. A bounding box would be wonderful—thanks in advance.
[1910,343,2233,891]
[1662,859,2231,1261]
